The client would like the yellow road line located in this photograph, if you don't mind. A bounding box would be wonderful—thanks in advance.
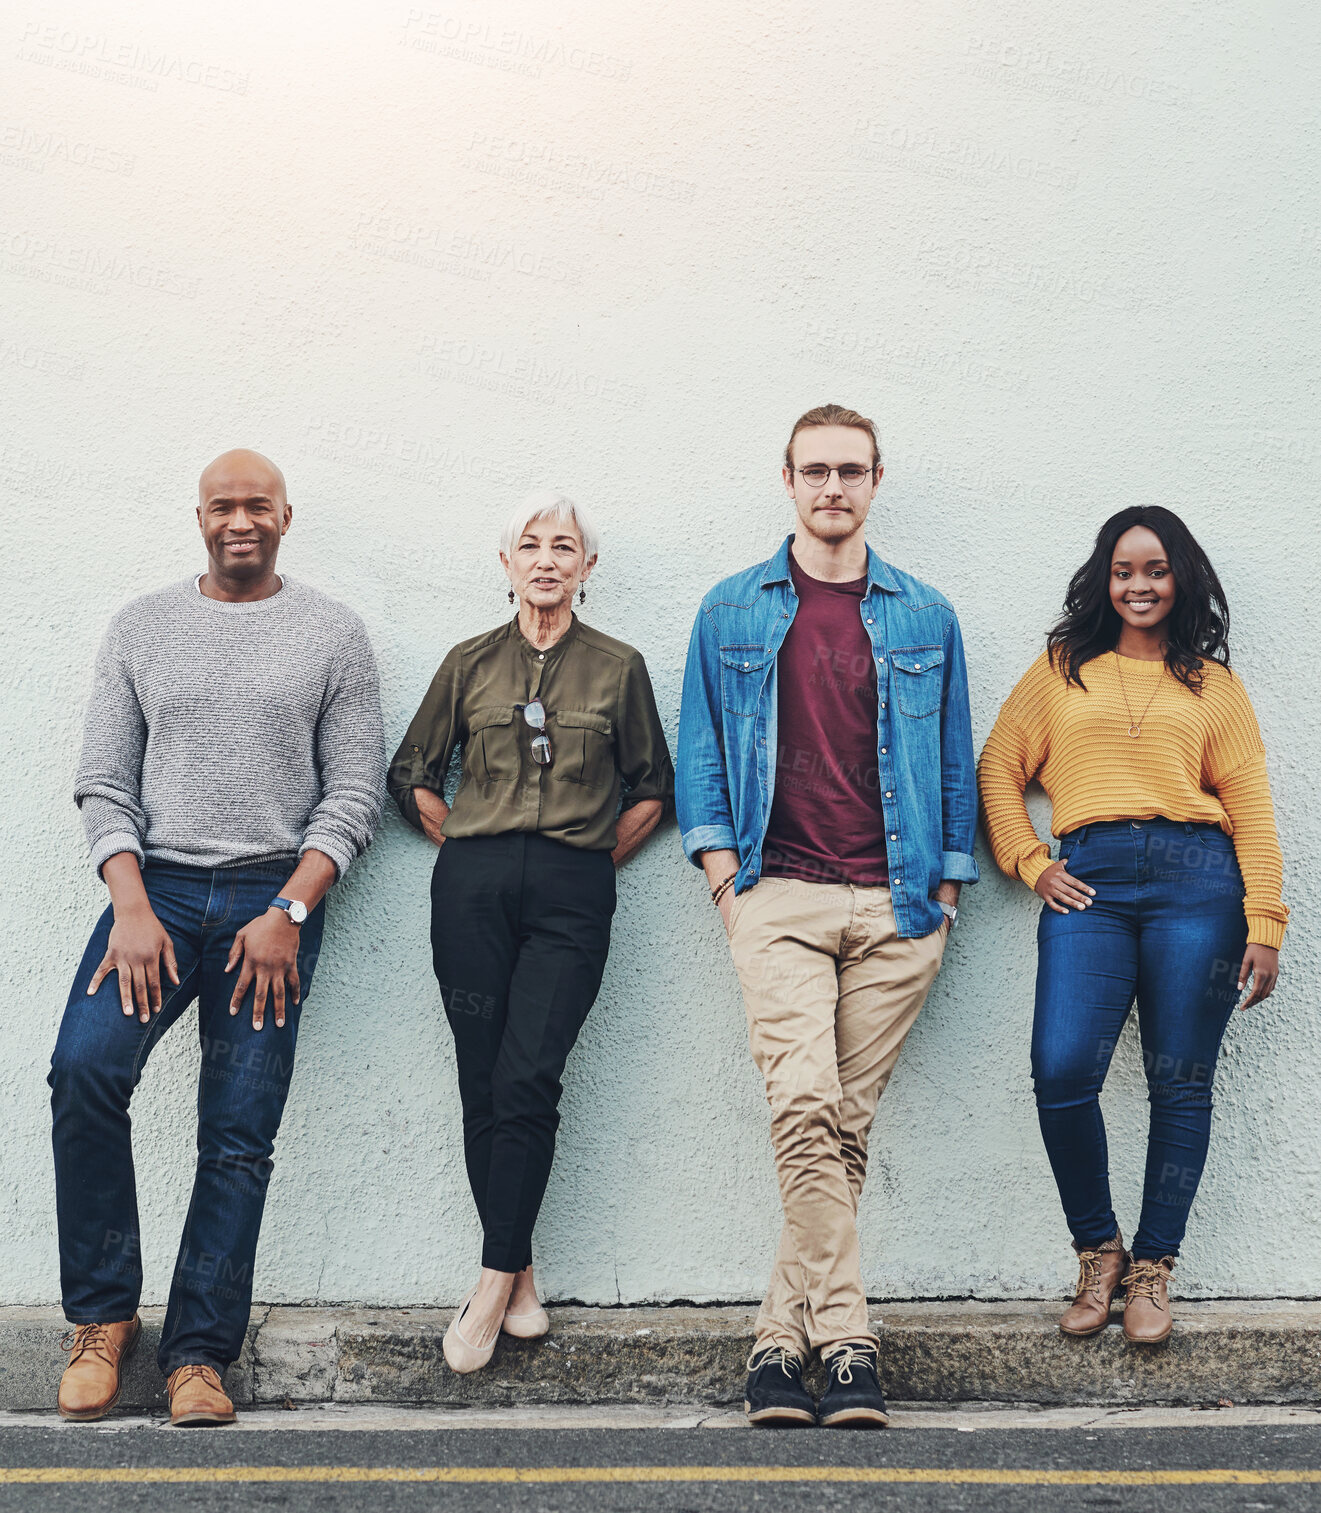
[1,1466,1320,1486]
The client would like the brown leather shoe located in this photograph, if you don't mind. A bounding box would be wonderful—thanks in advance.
[1059,1233,1128,1337]
[1123,1257,1175,1343]
[167,1364,236,1427]
[58,1317,141,1421]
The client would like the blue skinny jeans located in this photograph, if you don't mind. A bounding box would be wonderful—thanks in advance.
[49,861,325,1374]
[1032,818,1248,1261]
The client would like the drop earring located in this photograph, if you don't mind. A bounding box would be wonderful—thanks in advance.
[508,588,515,604]
[578,584,586,605]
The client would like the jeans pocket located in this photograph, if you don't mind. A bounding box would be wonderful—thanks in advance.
[1194,827,1234,851]
[1057,824,1087,863]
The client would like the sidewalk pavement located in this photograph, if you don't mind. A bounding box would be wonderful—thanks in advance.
[4,1301,1319,1412]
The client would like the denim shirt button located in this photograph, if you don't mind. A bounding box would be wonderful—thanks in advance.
[880,747,887,755]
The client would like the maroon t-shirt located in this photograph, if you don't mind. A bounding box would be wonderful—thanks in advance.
[761,554,889,886]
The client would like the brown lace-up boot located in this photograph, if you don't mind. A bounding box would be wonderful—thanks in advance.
[57,1317,141,1421]
[167,1364,236,1427]
[1059,1233,1129,1337]
[1123,1257,1175,1343]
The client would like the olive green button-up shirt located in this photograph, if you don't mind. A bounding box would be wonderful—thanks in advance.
[388,614,674,851]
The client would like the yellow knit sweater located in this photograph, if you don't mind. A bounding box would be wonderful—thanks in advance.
[977,650,1288,949]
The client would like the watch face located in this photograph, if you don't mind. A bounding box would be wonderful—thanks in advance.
[288,900,308,924]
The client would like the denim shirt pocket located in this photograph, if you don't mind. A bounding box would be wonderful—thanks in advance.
[889,646,944,719]
[720,645,771,719]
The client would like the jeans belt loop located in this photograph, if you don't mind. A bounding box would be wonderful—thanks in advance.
[1076,823,1088,845]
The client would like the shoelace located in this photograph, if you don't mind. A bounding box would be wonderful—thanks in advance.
[1074,1250,1104,1298]
[823,1344,878,1385]
[60,1323,117,1366]
[1125,1261,1169,1305]
[745,1346,801,1378]
[170,1363,223,1392]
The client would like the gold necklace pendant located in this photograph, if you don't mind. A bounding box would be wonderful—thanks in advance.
[1114,652,1163,739]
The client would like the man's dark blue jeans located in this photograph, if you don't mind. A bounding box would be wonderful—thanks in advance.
[1032,818,1249,1261]
[49,861,325,1375]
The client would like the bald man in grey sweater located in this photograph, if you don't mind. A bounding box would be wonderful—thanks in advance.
[50,451,386,1426]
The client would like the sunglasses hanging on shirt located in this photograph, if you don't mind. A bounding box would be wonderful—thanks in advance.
[516,699,553,766]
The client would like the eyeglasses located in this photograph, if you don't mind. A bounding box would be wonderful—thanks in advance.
[792,464,875,488]
[516,699,552,765]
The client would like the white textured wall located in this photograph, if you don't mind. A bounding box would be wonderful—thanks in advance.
[2,0,1317,1308]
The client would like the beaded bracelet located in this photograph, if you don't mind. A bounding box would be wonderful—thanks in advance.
[710,874,736,907]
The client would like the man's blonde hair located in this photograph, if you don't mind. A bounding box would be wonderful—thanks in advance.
[784,404,882,471]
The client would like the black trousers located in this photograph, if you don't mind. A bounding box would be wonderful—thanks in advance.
[430,832,617,1272]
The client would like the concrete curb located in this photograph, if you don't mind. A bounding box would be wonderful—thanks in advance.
[5,1301,1321,1411]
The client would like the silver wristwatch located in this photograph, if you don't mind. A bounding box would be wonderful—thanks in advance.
[938,901,958,928]
[271,896,308,925]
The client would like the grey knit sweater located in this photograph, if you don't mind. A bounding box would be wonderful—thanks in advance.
[75,575,386,879]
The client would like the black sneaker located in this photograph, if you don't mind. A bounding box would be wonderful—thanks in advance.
[817,1343,889,1428]
[743,1346,816,1426]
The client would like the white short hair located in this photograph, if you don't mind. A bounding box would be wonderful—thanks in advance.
[500,490,599,562]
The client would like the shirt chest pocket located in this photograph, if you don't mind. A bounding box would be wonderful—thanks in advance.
[465,706,521,783]
[889,647,943,719]
[551,711,614,788]
[720,645,771,719]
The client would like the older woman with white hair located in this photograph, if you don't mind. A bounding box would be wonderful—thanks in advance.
[388,490,673,1374]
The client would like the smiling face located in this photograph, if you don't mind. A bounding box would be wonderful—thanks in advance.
[501,513,595,611]
[1109,523,1177,635]
[782,424,881,547]
[197,450,291,582]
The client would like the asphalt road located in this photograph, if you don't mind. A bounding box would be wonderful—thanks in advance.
[3,1418,1321,1511]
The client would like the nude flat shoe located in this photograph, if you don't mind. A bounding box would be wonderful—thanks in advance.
[443,1291,499,1374]
[501,1302,550,1340]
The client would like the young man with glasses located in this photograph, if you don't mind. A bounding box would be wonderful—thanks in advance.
[677,405,978,1427]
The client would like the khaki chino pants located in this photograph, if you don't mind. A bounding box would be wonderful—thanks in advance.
[727,876,947,1357]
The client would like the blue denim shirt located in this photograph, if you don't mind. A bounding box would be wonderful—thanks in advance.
[676,534,978,938]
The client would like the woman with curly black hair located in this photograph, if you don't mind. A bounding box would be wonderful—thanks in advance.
[978,506,1287,1344]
